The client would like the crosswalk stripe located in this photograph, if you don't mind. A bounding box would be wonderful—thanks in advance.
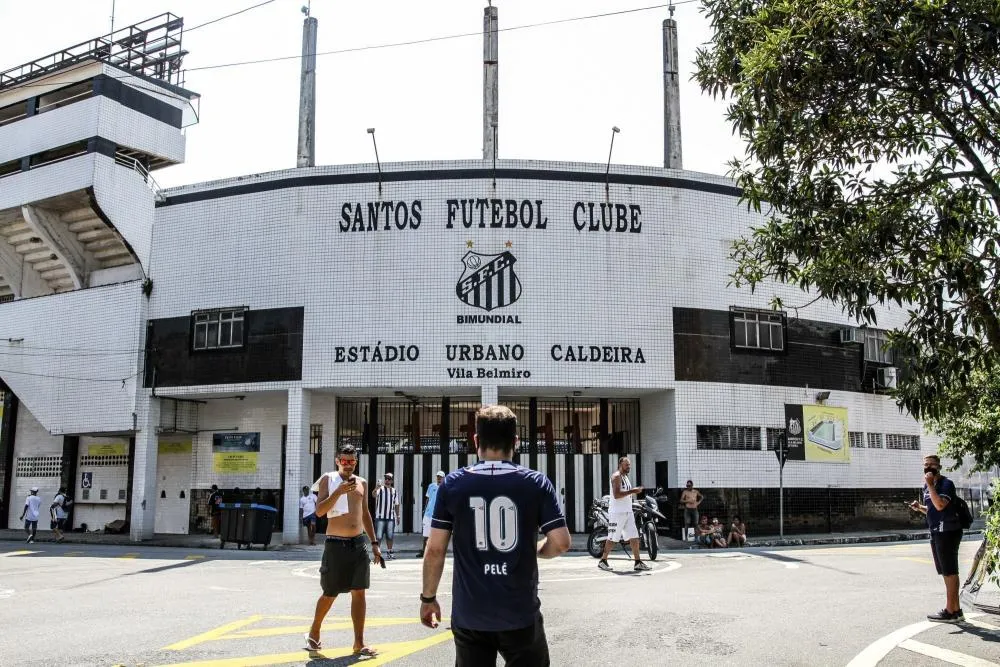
[0,550,35,557]
[899,639,999,667]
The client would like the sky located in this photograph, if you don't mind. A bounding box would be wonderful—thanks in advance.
[0,0,747,189]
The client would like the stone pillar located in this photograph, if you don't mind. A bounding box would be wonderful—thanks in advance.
[129,393,160,541]
[283,387,311,543]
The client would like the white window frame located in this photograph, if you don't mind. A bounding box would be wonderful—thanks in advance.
[192,307,246,351]
[731,308,785,351]
[864,329,893,364]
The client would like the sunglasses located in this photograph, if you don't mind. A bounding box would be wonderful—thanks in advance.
[338,457,358,465]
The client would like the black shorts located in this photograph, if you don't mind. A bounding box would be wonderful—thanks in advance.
[930,530,963,576]
[452,613,549,667]
[319,535,371,596]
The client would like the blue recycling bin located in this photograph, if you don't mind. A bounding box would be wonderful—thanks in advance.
[218,503,277,550]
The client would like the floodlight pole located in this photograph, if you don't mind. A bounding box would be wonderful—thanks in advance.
[779,435,786,538]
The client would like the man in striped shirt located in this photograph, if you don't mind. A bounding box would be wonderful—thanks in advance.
[371,473,401,559]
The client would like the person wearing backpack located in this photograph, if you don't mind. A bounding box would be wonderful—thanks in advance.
[50,487,72,543]
[908,454,965,623]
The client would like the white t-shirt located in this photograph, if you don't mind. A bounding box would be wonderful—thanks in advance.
[24,495,42,522]
[607,473,633,514]
[53,494,68,519]
[299,493,318,517]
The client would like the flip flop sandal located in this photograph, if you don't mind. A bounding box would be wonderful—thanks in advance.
[354,646,379,658]
[304,634,322,651]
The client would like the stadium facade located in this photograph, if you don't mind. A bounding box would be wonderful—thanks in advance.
[0,9,936,543]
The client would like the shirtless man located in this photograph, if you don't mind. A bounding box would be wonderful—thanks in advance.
[306,444,383,658]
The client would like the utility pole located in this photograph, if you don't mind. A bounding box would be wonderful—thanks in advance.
[297,3,318,168]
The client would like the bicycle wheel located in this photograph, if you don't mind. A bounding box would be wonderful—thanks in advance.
[961,540,999,616]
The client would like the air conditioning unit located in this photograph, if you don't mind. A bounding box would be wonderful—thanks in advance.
[876,367,898,389]
[839,327,864,344]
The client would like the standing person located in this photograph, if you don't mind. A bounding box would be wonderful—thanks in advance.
[299,485,319,546]
[909,454,965,623]
[679,480,704,540]
[19,487,42,543]
[50,487,71,542]
[416,470,445,558]
[306,444,383,657]
[598,456,651,572]
[371,472,401,559]
[208,485,224,537]
[420,405,571,666]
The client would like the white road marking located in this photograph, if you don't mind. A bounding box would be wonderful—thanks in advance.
[0,551,35,557]
[898,639,999,666]
[846,613,985,667]
[0,588,14,599]
[964,617,1000,633]
[784,563,800,569]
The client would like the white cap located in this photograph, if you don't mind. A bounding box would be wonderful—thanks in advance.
[436,470,445,478]
[30,486,39,492]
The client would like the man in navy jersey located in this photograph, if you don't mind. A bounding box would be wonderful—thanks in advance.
[419,405,572,666]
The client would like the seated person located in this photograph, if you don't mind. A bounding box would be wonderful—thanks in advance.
[710,518,728,548]
[696,515,715,547]
[728,516,748,547]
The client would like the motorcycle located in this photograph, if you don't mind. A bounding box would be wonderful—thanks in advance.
[587,487,666,561]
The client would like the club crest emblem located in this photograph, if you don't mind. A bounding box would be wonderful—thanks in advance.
[788,418,802,436]
[456,250,522,311]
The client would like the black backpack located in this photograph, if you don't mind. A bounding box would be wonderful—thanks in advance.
[954,495,973,530]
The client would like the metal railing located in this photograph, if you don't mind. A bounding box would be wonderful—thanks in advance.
[114,152,164,201]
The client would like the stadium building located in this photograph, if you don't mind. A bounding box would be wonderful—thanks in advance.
[0,8,937,543]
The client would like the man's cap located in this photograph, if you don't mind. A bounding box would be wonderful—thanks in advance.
[384,472,394,479]
[436,470,445,477]
[30,486,39,492]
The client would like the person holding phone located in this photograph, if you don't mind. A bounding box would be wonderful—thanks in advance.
[306,444,383,658]
[908,454,964,623]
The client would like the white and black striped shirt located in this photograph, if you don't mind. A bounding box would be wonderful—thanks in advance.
[374,484,399,520]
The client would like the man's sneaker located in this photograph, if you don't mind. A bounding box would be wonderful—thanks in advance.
[387,550,395,560]
[597,560,613,572]
[634,560,652,572]
[927,609,964,623]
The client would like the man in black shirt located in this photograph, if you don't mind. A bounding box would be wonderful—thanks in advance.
[420,405,571,666]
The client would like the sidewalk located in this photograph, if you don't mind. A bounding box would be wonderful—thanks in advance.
[1,523,985,553]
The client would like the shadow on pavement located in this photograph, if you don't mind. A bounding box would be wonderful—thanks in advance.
[753,550,862,576]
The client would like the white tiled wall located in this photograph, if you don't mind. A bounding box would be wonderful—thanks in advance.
[7,407,63,529]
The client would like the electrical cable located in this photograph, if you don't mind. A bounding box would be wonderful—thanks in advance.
[184,2,702,74]
[0,366,143,383]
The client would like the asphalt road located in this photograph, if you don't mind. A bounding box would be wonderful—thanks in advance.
[0,538,996,666]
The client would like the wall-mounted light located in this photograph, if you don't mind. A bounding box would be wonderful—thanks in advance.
[815,391,831,403]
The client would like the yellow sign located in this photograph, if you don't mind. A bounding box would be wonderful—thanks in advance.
[802,405,850,463]
[89,442,128,456]
[159,441,192,454]
[213,452,258,473]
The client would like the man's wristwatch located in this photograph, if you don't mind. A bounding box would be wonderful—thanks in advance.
[420,594,436,603]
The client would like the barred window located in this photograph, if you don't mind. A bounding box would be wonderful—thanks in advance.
[867,433,884,449]
[864,329,893,364]
[849,432,864,449]
[731,308,785,351]
[310,423,323,455]
[886,434,920,450]
[16,455,63,477]
[79,455,129,467]
[697,425,761,450]
[192,307,246,350]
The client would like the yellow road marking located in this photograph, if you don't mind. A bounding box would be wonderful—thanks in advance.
[0,550,34,557]
[154,631,454,667]
[118,553,140,559]
[898,557,933,565]
[163,616,264,651]
[184,555,205,560]
[226,617,436,640]
[64,551,83,557]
